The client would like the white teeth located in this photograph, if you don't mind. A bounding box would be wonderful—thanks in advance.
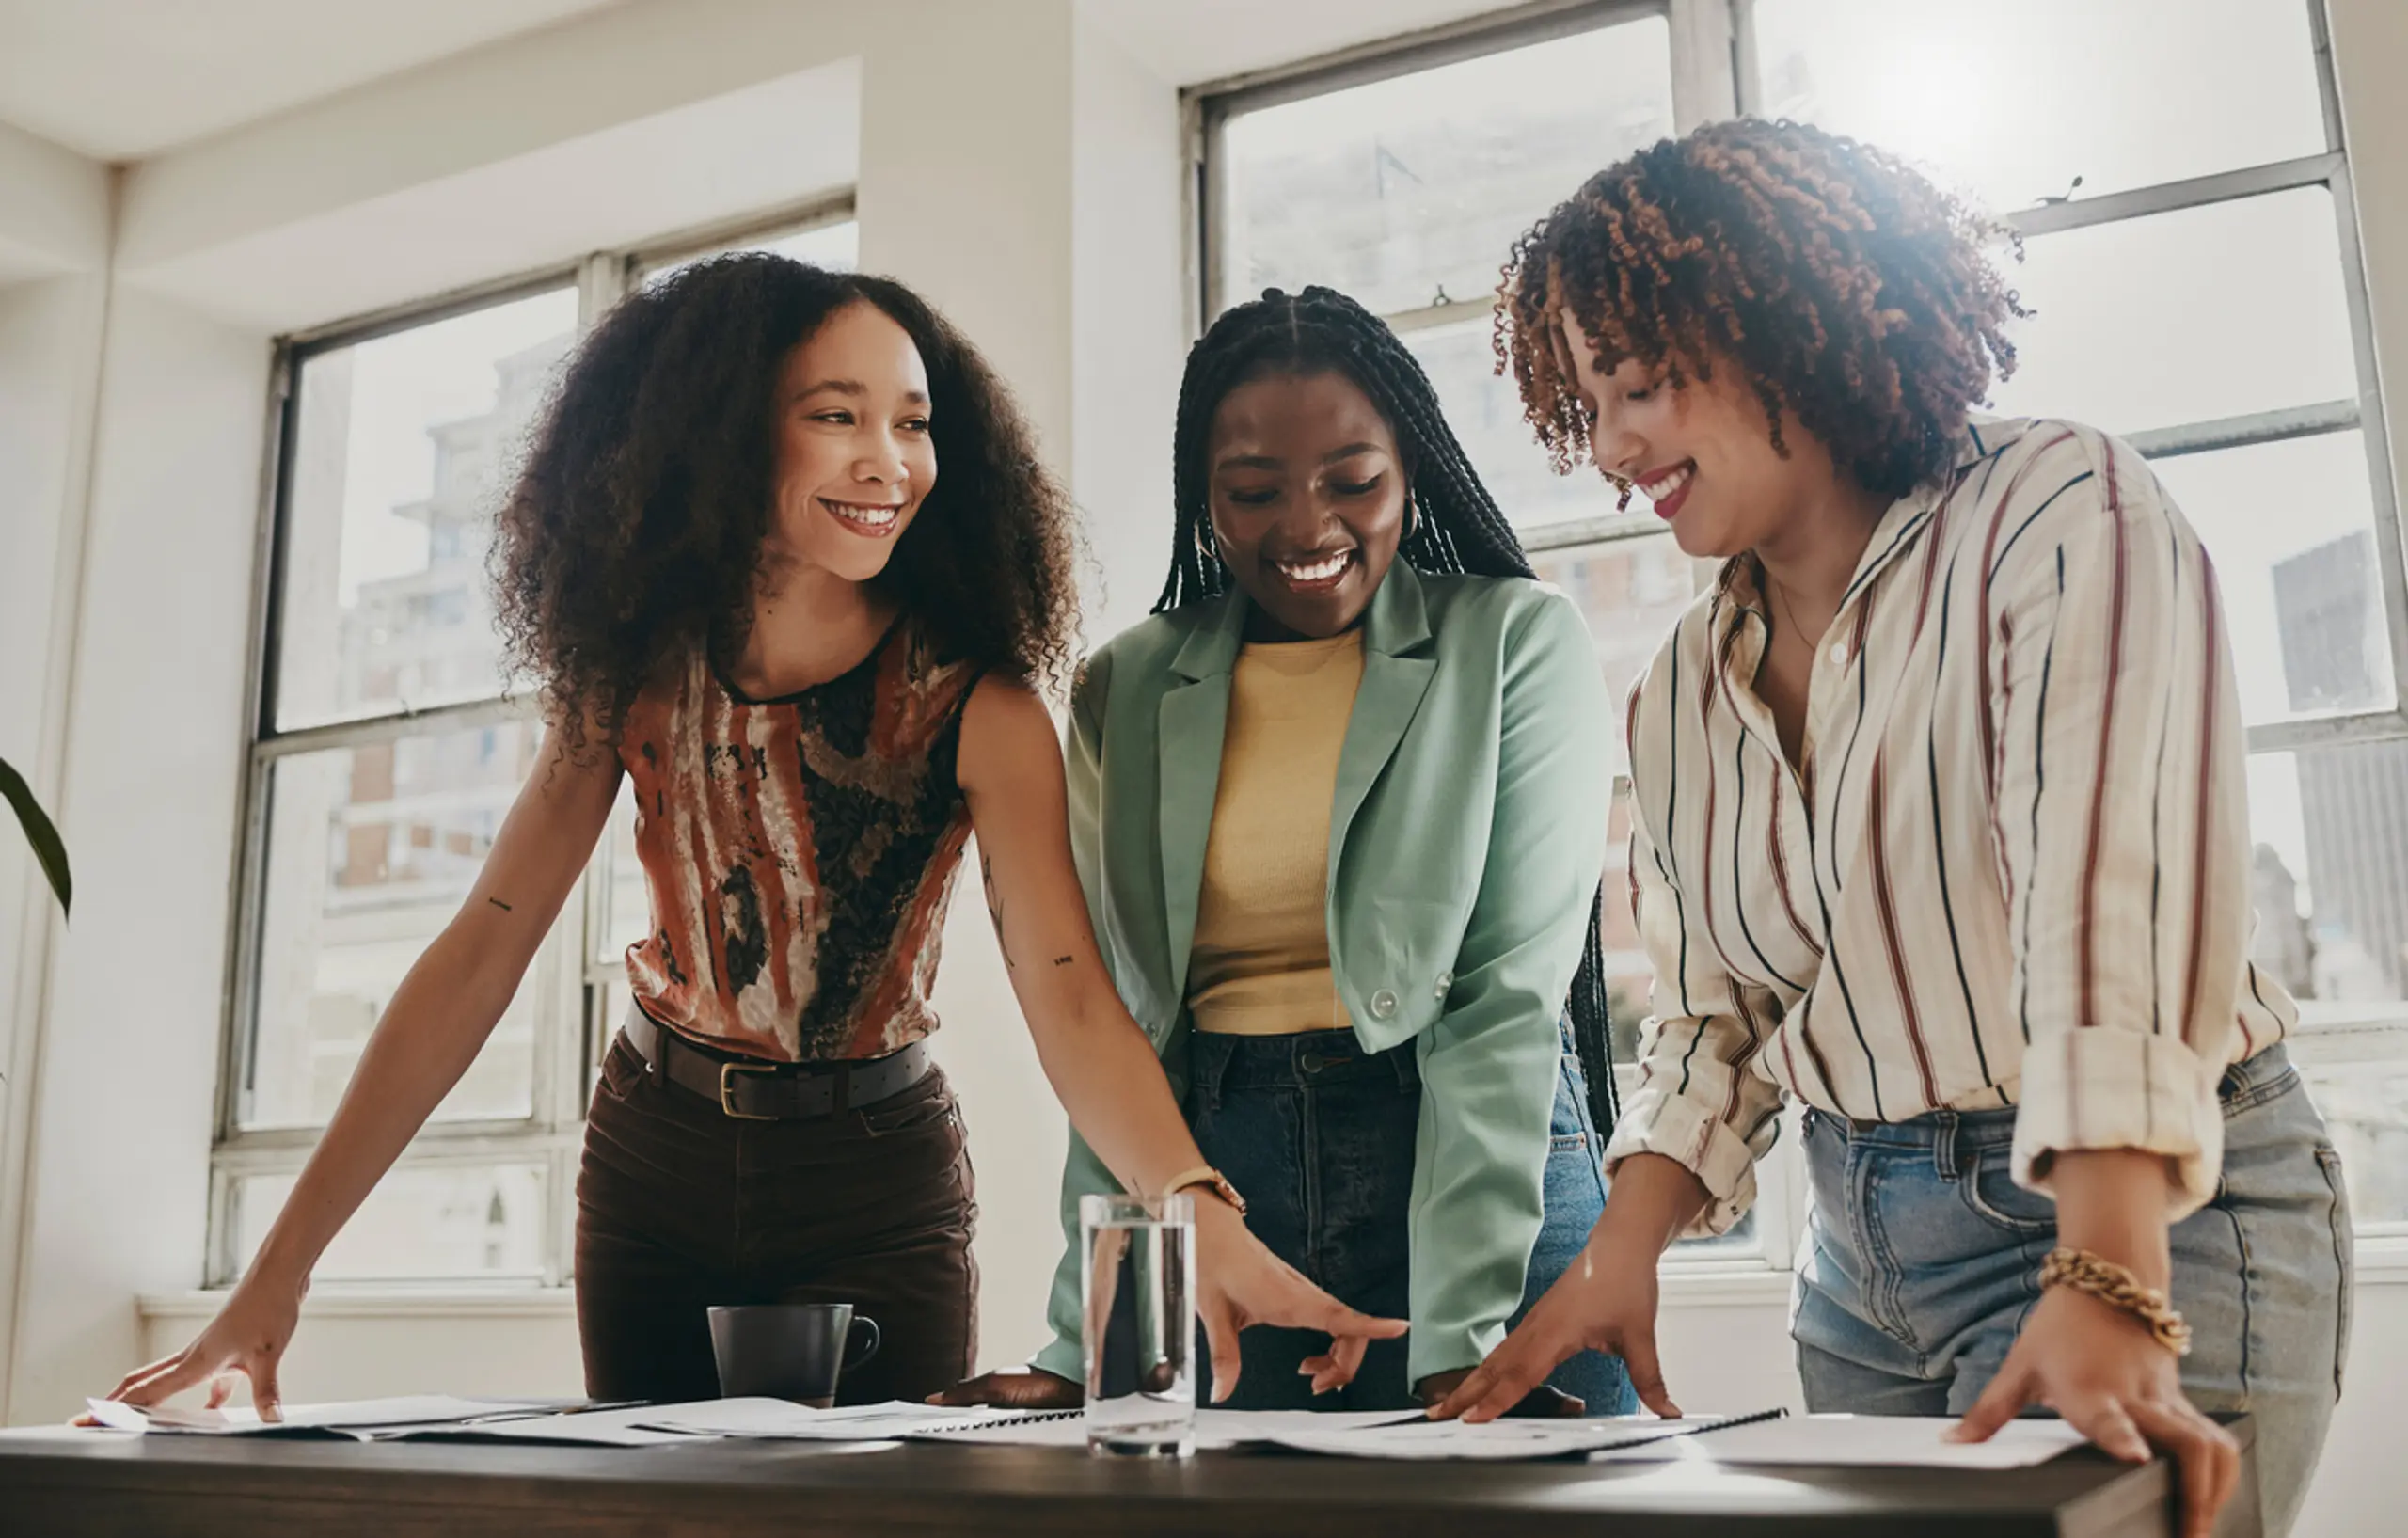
[825,499,900,528]
[1276,552,1352,583]
[1639,462,1693,500]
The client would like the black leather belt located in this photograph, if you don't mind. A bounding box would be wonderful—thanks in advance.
[620,1005,935,1121]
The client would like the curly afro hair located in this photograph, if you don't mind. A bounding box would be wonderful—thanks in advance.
[492,254,1080,759]
[1497,118,2025,500]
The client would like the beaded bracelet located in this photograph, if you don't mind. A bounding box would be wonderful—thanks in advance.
[2038,1247,2194,1356]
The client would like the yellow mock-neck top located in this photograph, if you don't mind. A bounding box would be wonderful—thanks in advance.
[1186,630,1365,1036]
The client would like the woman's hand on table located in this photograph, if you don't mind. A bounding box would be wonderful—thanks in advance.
[96,1267,308,1422]
[1950,1283,2238,1538]
[1427,1231,1676,1423]
[1411,1368,1585,1419]
[927,1367,1084,1410]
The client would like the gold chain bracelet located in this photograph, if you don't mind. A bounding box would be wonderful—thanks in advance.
[2038,1247,2193,1356]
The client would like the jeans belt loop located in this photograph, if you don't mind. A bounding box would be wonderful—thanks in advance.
[1192,1028,1228,1116]
[1933,1109,1964,1181]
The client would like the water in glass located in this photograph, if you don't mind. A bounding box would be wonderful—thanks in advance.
[1079,1193,1196,1456]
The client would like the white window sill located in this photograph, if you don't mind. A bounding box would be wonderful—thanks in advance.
[139,1287,578,1323]
[139,1236,2408,1327]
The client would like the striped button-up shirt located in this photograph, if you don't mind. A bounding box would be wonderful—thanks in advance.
[1601,417,2293,1233]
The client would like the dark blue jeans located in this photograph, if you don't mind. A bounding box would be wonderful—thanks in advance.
[1186,1020,1636,1414]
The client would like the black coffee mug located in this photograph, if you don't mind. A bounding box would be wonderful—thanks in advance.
[706,1303,881,1406]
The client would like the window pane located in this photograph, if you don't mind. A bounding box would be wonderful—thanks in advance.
[2299,1060,2408,1227]
[2248,744,2408,1008]
[232,1164,547,1282]
[643,218,859,286]
[1411,316,1633,532]
[1219,17,1673,318]
[2151,432,2394,726]
[245,723,548,1129]
[595,978,632,1066]
[1990,188,2357,437]
[275,288,577,730]
[595,780,652,966]
[1530,535,1697,747]
[1751,0,2326,214]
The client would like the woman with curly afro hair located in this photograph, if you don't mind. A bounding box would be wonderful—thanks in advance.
[1434,120,2347,1538]
[108,256,1400,1417]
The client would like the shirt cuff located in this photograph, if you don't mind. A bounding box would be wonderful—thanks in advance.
[1032,1333,1082,1384]
[1407,1322,1500,1392]
[2010,1029,2226,1220]
[1602,1086,1762,1239]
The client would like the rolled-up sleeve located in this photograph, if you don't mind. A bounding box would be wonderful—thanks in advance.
[1987,432,2244,1218]
[1602,661,1784,1239]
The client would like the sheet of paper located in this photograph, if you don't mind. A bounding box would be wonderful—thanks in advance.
[895,1407,1422,1451]
[83,1395,555,1437]
[1258,1413,1749,1462]
[397,1399,755,1447]
[1587,1415,2090,1469]
[640,1399,994,1441]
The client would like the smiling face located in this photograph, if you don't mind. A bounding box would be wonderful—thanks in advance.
[1557,309,1846,562]
[764,300,939,583]
[1203,369,1409,642]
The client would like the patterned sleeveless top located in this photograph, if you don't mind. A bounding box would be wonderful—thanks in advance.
[618,619,981,1062]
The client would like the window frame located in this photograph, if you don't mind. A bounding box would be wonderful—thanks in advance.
[208,200,858,1290]
[1192,0,2407,1254]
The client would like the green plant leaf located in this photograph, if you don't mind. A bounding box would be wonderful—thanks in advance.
[0,755,71,918]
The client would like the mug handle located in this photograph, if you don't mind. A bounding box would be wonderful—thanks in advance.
[845,1315,881,1372]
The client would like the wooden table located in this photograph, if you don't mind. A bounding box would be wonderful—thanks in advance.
[0,1416,2259,1537]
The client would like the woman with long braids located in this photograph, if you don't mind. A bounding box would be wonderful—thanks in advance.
[103,257,1400,1417]
[1433,120,2351,1538]
[939,286,1633,1415]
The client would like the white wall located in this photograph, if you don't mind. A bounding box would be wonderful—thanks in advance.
[8,288,270,1420]
[2,0,2406,1531]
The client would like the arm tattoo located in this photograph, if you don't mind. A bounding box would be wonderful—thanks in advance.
[487,897,514,912]
[1053,956,1074,967]
[981,854,1014,970]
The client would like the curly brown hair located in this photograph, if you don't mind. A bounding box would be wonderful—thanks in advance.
[1497,118,2024,500]
[492,255,1080,758]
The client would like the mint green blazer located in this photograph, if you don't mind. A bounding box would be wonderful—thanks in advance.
[1030,563,1614,1387]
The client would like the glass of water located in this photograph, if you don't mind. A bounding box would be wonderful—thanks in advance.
[1079,1192,1196,1457]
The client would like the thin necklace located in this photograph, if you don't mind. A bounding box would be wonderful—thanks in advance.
[1765,566,1820,650]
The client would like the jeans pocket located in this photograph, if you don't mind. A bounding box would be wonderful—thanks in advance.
[1958,1149,2055,1236]
[2314,1144,2354,1396]
[857,1073,954,1137]
[594,1038,648,1103]
[1549,1131,1589,1154]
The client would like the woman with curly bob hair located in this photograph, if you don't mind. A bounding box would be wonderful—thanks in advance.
[106,256,1399,1415]
[1434,120,2349,1538]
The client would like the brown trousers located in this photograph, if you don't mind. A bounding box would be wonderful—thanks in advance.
[574,1035,979,1403]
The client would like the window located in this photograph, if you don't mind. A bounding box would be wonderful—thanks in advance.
[1200,0,2401,1248]
[214,206,859,1288]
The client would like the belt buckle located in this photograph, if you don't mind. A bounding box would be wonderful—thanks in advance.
[719,1061,780,1120]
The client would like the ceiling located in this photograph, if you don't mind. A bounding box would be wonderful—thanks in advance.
[0,0,1524,165]
[0,0,627,160]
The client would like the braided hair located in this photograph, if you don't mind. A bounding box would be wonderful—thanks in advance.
[1160,285,1620,1137]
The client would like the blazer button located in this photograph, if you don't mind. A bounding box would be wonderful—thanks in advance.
[1370,989,1400,1020]
[1433,972,1453,1001]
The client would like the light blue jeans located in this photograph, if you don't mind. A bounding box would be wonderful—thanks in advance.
[1793,1044,2351,1537]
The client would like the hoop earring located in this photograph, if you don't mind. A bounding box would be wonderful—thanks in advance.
[1196,521,1223,567]
[1403,493,1422,545]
